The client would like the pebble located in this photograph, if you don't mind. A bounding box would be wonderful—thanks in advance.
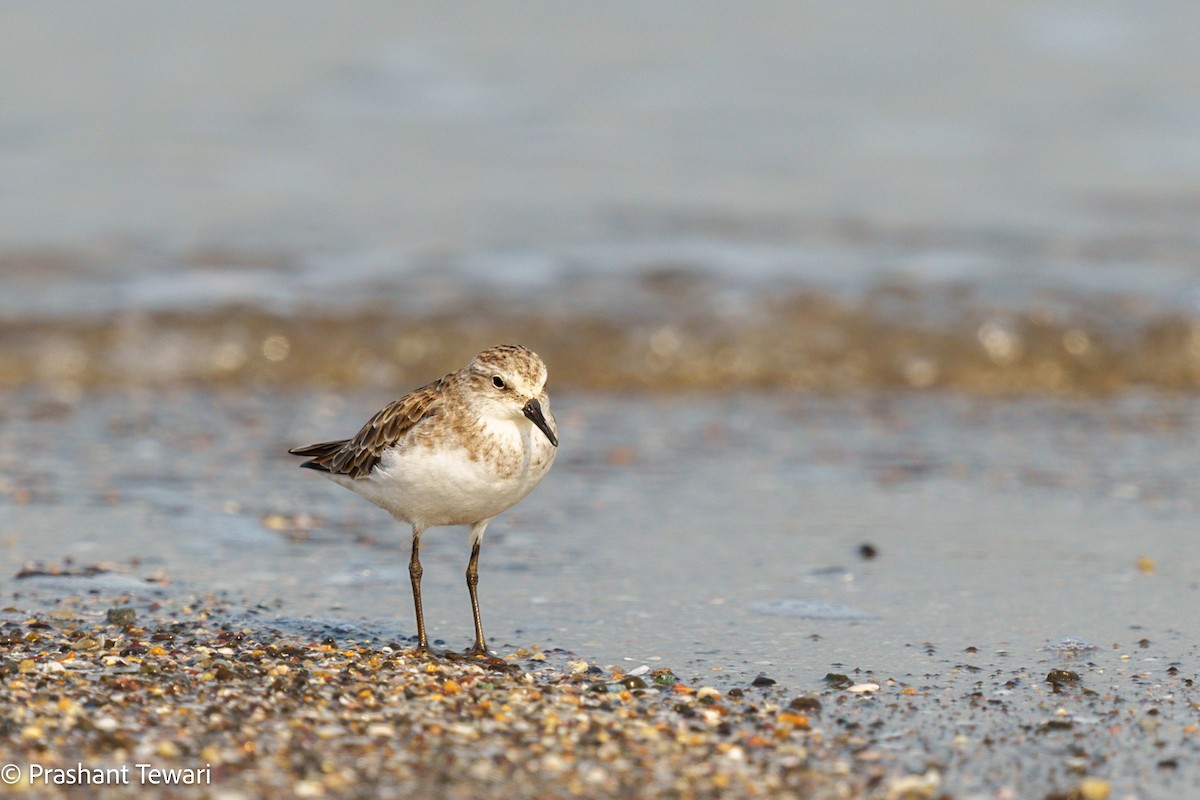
[1078,777,1111,800]
[106,606,138,625]
[884,769,941,799]
[0,591,1188,799]
[1,598,876,798]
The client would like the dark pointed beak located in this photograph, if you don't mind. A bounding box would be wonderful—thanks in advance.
[522,398,558,447]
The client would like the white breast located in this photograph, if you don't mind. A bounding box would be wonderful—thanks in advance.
[329,415,555,528]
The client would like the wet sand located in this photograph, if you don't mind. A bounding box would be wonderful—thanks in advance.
[4,388,1200,797]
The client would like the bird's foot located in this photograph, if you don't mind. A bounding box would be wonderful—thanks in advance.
[410,643,448,659]
[463,644,492,659]
[406,641,496,662]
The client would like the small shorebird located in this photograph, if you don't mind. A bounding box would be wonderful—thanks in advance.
[289,345,558,656]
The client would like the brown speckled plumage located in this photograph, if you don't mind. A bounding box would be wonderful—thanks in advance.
[288,344,558,656]
[290,344,553,480]
[289,377,448,478]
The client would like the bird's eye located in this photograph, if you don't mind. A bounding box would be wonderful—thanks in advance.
[492,375,506,389]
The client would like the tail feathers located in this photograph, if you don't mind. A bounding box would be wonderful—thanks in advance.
[288,439,349,472]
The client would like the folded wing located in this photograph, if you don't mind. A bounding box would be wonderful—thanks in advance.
[288,378,447,479]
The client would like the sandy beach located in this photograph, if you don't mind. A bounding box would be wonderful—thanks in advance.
[4,390,1200,797]
[5,3,1200,797]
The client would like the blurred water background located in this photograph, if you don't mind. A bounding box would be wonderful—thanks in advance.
[3,2,1200,395]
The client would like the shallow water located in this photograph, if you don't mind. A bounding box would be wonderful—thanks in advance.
[5,3,1200,400]
[4,3,1200,252]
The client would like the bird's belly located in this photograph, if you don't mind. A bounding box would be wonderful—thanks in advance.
[333,440,553,527]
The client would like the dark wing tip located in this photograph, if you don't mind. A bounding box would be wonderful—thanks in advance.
[288,382,443,479]
[289,440,347,457]
[289,440,351,472]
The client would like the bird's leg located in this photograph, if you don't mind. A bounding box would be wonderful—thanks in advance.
[465,520,491,656]
[408,526,430,654]
[465,541,486,655]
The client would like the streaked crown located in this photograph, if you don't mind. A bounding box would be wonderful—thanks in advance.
[468,344,548,397]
